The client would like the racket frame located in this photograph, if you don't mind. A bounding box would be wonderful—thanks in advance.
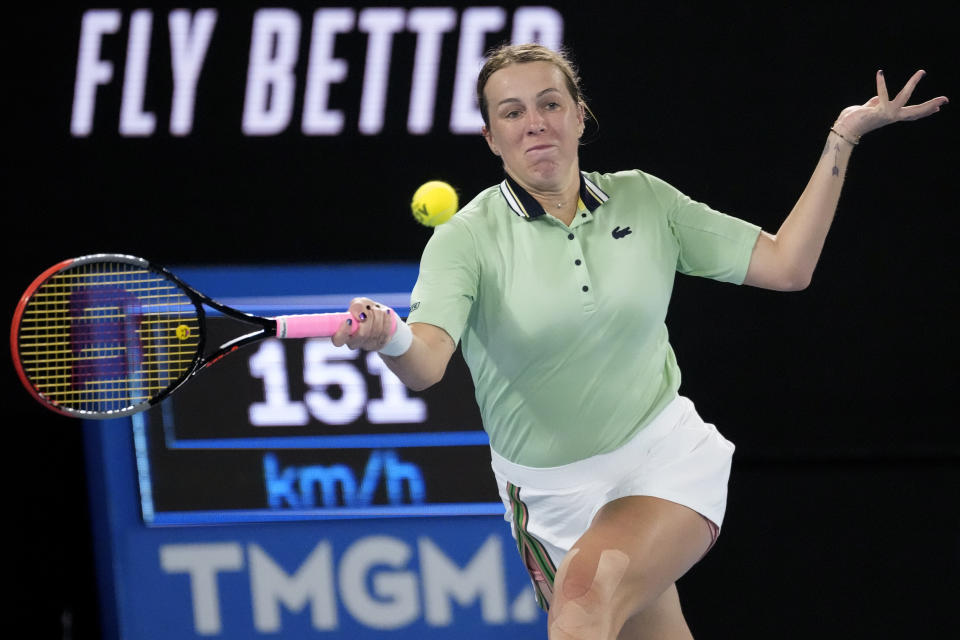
[11,253,280,419]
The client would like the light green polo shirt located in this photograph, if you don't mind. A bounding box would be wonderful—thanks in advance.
[407,169,761,467]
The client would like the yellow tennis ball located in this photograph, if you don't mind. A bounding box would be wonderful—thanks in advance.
[411,180,459,227]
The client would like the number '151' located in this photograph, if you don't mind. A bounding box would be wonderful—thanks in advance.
[247,339,427,427]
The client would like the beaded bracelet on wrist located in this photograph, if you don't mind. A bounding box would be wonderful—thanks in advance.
[830,127,860,146]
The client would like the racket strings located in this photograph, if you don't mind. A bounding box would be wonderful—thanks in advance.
[17,261,202,414]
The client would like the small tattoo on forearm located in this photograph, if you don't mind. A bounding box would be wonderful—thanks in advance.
[831,143,841,177]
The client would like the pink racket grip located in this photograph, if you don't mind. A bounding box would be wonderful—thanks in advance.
[274,311,398,339]
[275,312,354,338]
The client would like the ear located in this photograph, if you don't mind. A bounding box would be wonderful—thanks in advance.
[482,125,501,156]
[577,103,586,137]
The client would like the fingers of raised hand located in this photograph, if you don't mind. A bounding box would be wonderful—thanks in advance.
[892,70,950,122]
[890,69,926,109]
[898,96,949,121]
[838,69,946,138]
[876,69,890,104]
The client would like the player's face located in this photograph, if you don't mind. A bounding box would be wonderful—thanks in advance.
[482,62,584,195]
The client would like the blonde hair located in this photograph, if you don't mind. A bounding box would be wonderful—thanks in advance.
[476,43,586,128]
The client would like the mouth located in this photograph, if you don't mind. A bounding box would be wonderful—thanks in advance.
[525,144,555,154]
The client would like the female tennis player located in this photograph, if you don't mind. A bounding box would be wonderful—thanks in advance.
[332,45,947,639]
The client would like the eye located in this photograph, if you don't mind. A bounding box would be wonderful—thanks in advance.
[545,101,561,110]
[502,109,522,119]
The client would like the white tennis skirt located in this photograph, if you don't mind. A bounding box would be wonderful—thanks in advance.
[490,395,734,589]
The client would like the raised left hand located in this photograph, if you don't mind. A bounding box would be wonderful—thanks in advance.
[833,70,948,142]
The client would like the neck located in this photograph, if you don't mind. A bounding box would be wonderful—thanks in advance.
[507,169,581,219]
[533,183,579,225]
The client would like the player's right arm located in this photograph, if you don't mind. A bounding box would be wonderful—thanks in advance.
[331,298,456,391]
[334,209,475,391]
[379,323,456,391]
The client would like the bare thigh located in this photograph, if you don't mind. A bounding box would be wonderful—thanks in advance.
[547,495,712,639]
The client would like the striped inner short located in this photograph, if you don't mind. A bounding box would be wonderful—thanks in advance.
[507,482,557,610]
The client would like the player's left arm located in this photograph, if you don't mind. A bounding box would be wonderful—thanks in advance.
[744,69,947,291]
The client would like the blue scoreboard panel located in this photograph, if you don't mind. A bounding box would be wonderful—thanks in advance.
[130,263,502,525]
[85,263,545,640]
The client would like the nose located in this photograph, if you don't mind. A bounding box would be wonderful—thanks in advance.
[526,111,546,134]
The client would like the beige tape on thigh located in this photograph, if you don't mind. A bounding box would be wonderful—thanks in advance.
[550,549,630,640]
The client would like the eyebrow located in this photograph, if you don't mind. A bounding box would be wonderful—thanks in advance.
[496,88,562,107]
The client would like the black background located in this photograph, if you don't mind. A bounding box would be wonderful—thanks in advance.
[8,2,958,638]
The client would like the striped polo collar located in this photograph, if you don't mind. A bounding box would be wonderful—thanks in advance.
[499,171,610,220]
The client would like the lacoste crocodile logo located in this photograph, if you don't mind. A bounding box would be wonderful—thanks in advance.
[611,226,632,239]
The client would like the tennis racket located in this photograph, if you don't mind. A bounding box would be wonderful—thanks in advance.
[11,253,394,419]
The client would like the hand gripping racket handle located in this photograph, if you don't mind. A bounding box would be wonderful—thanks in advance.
[274,311,398,339]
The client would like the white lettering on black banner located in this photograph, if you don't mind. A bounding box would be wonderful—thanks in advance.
[70,6,564,137]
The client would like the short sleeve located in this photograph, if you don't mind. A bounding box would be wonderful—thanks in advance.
[406,218,479,344]
[653,178,761,284]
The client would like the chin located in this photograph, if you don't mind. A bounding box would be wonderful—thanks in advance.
[527,167,568,191]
